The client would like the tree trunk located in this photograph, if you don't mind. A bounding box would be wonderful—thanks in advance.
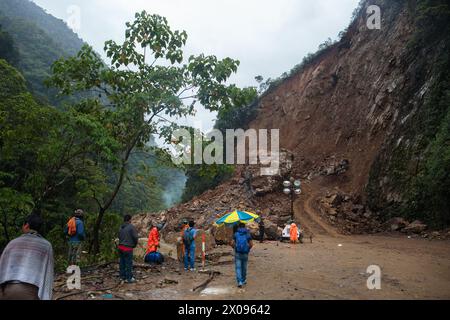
[89,132,142,254]
[91,207,106,254]
[90,157,130,254]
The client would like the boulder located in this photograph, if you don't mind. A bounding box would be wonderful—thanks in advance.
[212,225,234,245]
[403,220,427,234]
[264,220,281,240]
[330,193,344,207]
[246,221,261,239]
[385,217,409,232]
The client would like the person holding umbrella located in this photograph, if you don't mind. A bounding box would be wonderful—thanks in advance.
[215,210,259,288]
[231,223,253,288]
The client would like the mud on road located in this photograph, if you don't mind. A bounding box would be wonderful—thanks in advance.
[55,234,450,300]
[193,235,450,300]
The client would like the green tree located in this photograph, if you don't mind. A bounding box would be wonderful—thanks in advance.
[47,11,250,253]
[0,59,117,250]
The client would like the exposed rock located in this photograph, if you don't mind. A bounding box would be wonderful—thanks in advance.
[331,193,344,207]
[211,225,234,245]
[264,220,281,240]
[246,221,261,239]
[385,217,409,232]
[403,221,427,234]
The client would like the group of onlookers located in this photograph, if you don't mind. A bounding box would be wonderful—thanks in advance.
[0,209,300,299]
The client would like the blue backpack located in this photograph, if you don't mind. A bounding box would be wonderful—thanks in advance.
[145,251,164,265]
[183,228,195,246]
[235,229,250,254]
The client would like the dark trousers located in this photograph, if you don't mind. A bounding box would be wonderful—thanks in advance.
[119,250,134,281]
[259,230,264,242]
[0,282,39,300]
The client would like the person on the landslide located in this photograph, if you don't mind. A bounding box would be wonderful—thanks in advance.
[118,214,139,283]
[290,223,299,244]
[183,220,197,271]
[64,209,86,266]
[258,219,265,243]
[0,214,54,300]
[146,223,161,255]
[231,222,253,288]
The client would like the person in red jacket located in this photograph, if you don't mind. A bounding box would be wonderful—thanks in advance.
[146,224,160,254]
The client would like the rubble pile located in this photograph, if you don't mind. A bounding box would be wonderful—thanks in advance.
[132,150,295,245]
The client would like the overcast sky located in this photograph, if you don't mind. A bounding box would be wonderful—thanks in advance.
[32,0,360,131]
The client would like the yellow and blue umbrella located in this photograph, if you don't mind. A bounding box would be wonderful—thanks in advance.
[215,210,260,227]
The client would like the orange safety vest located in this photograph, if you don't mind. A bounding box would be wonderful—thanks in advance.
[290,223,298,241]
[146,227,160,254]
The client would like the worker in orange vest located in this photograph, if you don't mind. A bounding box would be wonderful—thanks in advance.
[146,224,161,255]
[290,223,299,244]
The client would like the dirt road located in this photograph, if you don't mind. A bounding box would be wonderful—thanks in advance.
[55,235,450,300]
[54,182,450,300]
[191,235,450,300]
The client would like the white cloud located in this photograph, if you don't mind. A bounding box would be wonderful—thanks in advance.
[32,0,359,131]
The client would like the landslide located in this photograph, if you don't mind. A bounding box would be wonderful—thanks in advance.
[133,0,450,242]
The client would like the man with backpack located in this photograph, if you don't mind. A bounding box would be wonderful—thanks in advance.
[118,214,139,283]
[231,223,253,288]
[183,220,197,271]
[64,209,85,266]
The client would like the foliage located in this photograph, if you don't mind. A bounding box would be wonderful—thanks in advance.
[214,86,258,132]
[182,163,234,203]
[47,11,249,253]
[0,24,19,65]
[0,188,33,248]
[0,0,85,105]
[0,59,116,251]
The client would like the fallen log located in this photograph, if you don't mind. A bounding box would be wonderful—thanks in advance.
[192,271,220,292]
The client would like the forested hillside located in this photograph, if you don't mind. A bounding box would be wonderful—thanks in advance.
[0,0,84,105]
[0,1,187,264]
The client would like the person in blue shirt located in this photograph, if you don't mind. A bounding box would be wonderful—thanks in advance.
[183,220,197,271]
[231,223,253,288]
[64,209,86,266]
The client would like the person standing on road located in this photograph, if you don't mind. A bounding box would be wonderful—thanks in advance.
[290,222,299,244]
[0,214,54,300]
[118,214,139,284]
[183,220,197,271]
[231,223,253,288]
[258,219,265,243]
[65,209,85,266]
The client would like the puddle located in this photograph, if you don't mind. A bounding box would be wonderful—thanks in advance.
[200,286,235,296]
